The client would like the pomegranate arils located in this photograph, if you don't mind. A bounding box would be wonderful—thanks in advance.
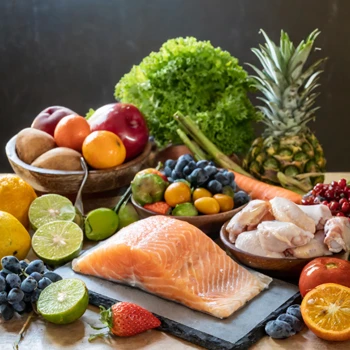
[322,200,329,206]
[338,178,347,188]
[339,198,348,206]
[329,201,339,211]
[341,202,350,213]
[337,212,345,217]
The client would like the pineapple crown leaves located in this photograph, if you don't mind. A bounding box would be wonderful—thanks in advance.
[247,28,328,137]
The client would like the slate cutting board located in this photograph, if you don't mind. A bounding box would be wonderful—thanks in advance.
[55,265,299,350]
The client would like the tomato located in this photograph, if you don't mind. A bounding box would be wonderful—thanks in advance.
[194,197,220,215]
[299,257,350,297]
[164,182,191,207]
[136,168,167,182]
[213,194,234,212]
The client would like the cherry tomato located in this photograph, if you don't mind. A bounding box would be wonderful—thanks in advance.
[299,257,350,297]
[194,197,220,215]
[213,194,234,212]
[164,182,191,207]
[192,188,212,202]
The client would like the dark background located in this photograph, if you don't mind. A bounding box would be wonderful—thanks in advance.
[0,0,348,172]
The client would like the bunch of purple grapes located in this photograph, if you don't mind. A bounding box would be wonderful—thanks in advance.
[0,256,62,321]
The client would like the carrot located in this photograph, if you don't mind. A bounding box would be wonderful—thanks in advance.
[232,171,302,204]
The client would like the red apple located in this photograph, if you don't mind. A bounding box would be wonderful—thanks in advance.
[31,106,76,136]
[88,103,149,161]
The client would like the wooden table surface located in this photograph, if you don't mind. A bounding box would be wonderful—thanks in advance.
[1,173,350,350]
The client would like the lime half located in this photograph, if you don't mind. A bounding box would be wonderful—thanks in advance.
[29,194,76,230]
[37,278,89,324]
[32,220,83,266]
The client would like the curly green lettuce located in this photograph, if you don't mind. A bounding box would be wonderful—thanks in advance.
[115,37,259,155]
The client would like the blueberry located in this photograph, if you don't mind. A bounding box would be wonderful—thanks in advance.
[187,161,197,172]
[30,272,42,282]
[196,169,209,186]
[0,270,7,278]
[175,159,188,173]
[0,276,5,292]
[234,191,250,207]
[230,180,237,191]
[23,293,32,303]
[214,172,229,185]
[38,277,52,290]
[286,305,302,321]
[226,171,235,183]
[265,319,295,339]
[171,169,182,180]
[164,159,176,170]
[163,166,172,178]
[204,165,218,178]
[207,180,223,194]
[1,256,21,274]
[208,160,216,166]
[0,303,14,321]
[25,260,45,275]
[187,168,202,186]
[43,272,62,283]
[7,288,24,304]
[12,300,26,313]
[21,276,38,293]
[277,313,304,332]
[0,291,7,304]
[178,154,194,163]
[19,260,29,271]
[31,288,42,303]
[6,274,21,289]
[196,160,209,169]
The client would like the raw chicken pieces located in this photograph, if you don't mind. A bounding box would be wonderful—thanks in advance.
[324,217,350,253]
[226,196,350,259]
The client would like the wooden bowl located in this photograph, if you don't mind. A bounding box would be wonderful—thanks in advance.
[131,196,247,238]
[220,221,350,280]
[5,135,152,194]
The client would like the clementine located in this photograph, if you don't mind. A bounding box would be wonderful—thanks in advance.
[54,115,91,151]
[82,130,126,169]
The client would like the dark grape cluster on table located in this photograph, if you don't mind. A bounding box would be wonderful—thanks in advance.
[302,179,350,217]
[163,154,250,207]
[0,256,62,321]
[265,304,304,339]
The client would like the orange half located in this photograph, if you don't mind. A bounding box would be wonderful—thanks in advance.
[301,283,350,341]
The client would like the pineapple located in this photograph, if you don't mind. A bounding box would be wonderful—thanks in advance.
[243,29,327,193]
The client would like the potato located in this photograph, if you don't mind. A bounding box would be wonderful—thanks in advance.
[16,128,56,164]
[31,147,83,171]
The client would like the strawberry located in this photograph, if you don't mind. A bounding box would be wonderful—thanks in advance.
[89,302,161,340]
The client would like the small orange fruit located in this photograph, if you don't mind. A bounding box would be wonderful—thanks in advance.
[82,130,126,169]
[164,182,191,207]
[213,194,234,212]
[301,283,350,341]
[194,197,220,215]
[192,188,212,202]
[54,115,91,151]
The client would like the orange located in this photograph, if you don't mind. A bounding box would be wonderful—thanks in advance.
[82,130,126,169]
[301,283,350,341]
[54,115,91,151]
[0,174,37,228]
[164,182,191,207]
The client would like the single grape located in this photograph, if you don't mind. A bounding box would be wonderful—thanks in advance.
[178,154,194,163]
[164,159,176,170]
[1,256,21,274]
[163,166,172,177]
[25,260,45,275]
[0,291,7,304]
[234,191,250,207]
[203,165,217,178]
[19,260,29,271]
[21,276,38,293]
[12,300,26,313]
[0,276,5,292]
[38,277,52,290]
[182,165,192,176]
[265,319,295,339]
[171,169,182,180]
[30,288,42,303]
[6,274,21,289]
[7,288,24,304]
[0,303,14,321]
[277,313,304,332]
[43,272,62,283]
[30,272,42,282]
[207,180,222,194]
[196,160,209,169]
[175,158,189,173]
[214,172,227,185]
[286,304,302,320]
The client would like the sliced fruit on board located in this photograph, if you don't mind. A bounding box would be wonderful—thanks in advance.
[301,283,350,341]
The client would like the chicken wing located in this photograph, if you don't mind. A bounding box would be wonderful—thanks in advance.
[287,230,332,258]
[324,217,350,253]
[257,221,314,253]
[270,197,316,234]
[297,204,332,230]
[235,230,285,258]
[226,199,274,243]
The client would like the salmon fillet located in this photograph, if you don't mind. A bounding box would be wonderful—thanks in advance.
[72,216,271,318]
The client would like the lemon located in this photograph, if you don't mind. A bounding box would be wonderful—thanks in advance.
[0,211,31,265]
[0,174,37,228]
